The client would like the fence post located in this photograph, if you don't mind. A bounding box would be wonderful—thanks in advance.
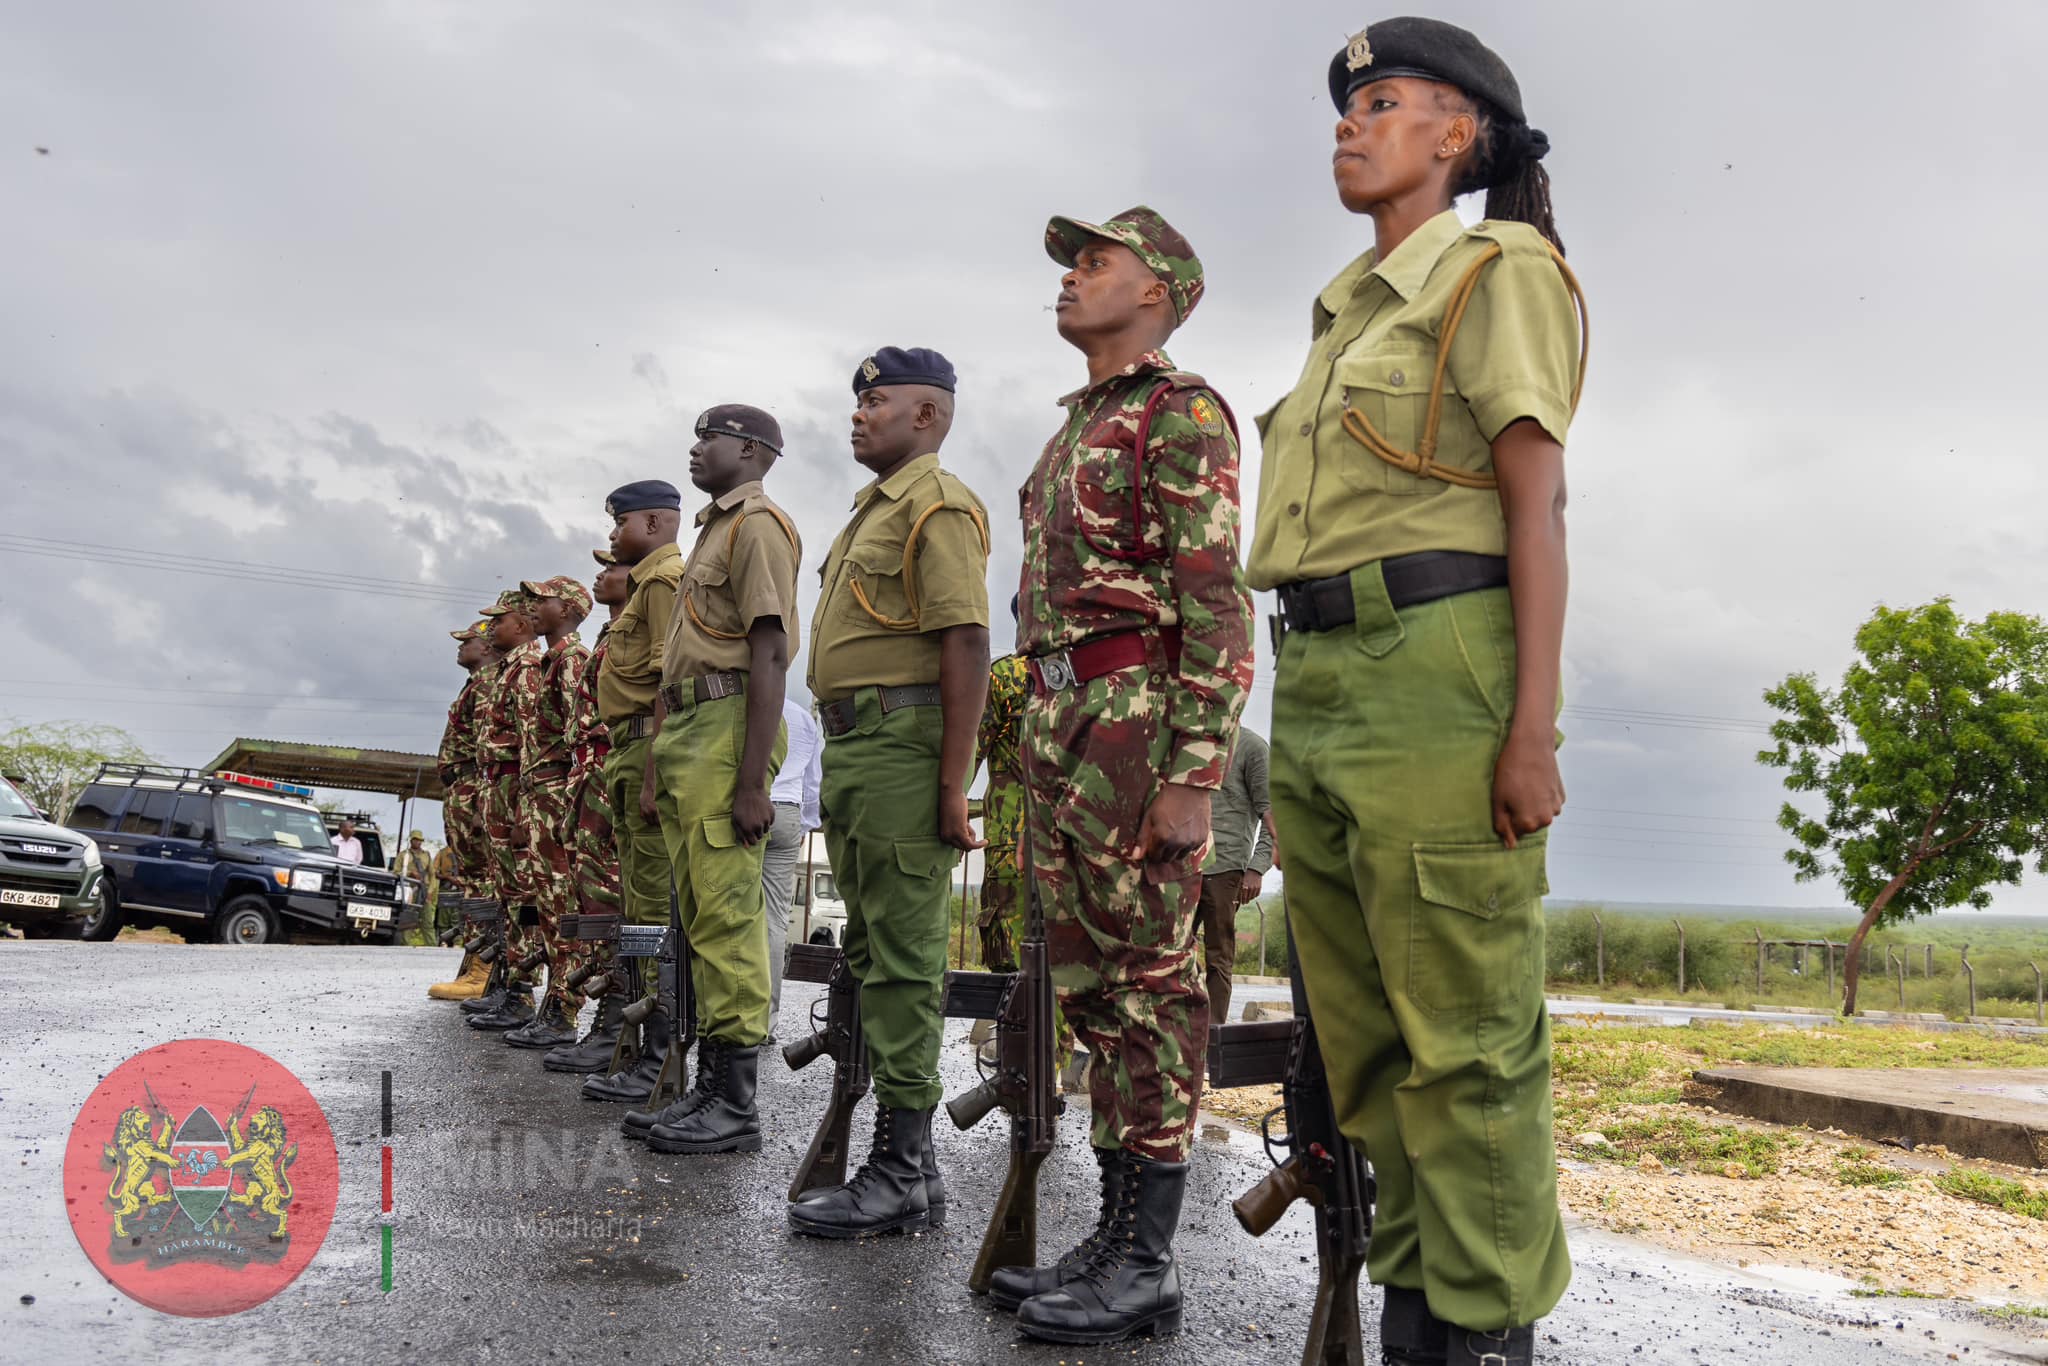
[1672,919,1686,995]
[1924,944,1934,978]
[1823,940,1835,998]
[1257,902,1268,978]
[1891,947,1905,1009]
[1593,910,1605,987]
[1754,929,1766,994]
[2031,962,2043,1026]
[1960,944,1974,1019]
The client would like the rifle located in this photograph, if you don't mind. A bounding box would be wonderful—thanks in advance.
[436,888,463,946]
[461,899,507,990]
[618,890,690,1106]
[562,913,638,1074]
[781,941,868,1200]
[944,814,1059,1295]
[1220,906,1374,1366]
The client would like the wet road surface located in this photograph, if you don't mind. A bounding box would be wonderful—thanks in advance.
[4,943,2043,1364]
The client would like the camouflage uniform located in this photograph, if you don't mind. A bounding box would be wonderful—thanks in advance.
[566,627,621,973]
[519,626,589,1010]
[1018,346,1253,1163]
[438,664,492,904]
[481,637,545,986]
[973,652,1028,970]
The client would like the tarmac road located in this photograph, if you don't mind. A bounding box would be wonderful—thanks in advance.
[3,943,2042,1365]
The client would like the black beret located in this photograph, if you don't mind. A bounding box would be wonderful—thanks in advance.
[853,346,957,395]
[694,403,783,455]
[604,479,682,516]
[1328,17,1526,125]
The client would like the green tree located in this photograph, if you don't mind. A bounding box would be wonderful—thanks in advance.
[0,719,153,816]
[1759,600,2048,1015]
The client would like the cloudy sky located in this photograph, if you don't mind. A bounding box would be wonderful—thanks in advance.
[5,1,2045,911]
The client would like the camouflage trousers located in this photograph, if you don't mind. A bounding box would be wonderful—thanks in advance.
[445,774,491,896]
[1023,670,1207,1163]
[565,756,622,996]
[483,769,538,986]
[521,774,583,1010]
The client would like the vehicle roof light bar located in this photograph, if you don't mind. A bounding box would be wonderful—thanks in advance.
[215,770,316,800]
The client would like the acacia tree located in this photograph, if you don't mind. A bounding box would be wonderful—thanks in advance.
[0,720,153,817]
[1759,600,2048,1016]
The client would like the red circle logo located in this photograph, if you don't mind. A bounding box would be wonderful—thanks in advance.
[61,1039,339,1317]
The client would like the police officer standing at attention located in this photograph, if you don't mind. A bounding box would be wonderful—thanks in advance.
[1247,20,1587,1365]
[788,348,991,1239]
[583,481,688,1105]
[996,208,1253,1344]
[631,405,801,1157]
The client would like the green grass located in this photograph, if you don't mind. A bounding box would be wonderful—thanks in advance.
[1577,1113,1800,1178]
[1935,1169,2048,1221]
[1836,1160,1912,1188]
[1982,1304,2048,1322]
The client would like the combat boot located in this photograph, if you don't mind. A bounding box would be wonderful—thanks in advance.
[622,1036,707,1141]
[989,1146,1127,1311]
[580,1001,670,1103]
[646,1040,761,1154]
[459,972,507,1014]
[1381,1287,1450,1365]
[787,1105,931,1238]
[544,993,633,1074]
[504,996,577,1049]
[427,953,489,1001]
[1446,1325,1534,1366]
[1015,1154,1185,1344]
[921,1109,946,1230]
[468,983,536,1030]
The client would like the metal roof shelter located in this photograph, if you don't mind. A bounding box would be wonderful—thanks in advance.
[203,738,445,804]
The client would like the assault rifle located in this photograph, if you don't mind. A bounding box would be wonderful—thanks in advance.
[461,899,507,990]
[781,941,868,1199]
[1218,912,1374,1366]
[562,912,638,1074]
[436,889,464,946]
[944,820,1059,1295]
[618,892,690,1106]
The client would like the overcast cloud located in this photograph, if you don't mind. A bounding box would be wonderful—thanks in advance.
[4,1,2045,911]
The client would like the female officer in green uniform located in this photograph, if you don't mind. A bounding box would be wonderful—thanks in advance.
[1245,17,1586,1366]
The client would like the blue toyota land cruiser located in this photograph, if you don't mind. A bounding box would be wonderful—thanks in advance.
[64,764,416,944]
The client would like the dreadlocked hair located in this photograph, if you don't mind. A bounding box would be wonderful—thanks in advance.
[1440,89,1566,258]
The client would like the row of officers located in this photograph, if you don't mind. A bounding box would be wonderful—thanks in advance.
[428,18,1583,1362]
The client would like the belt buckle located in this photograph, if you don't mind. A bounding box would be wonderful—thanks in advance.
[1039,650,1077,691]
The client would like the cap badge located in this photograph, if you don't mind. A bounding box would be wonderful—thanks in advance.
[1345,30,1373,71]
[861,357,881,383]
[604,499,617,516]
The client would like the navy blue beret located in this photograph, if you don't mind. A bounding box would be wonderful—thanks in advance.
[853,346,957,395]
[695,403,784,455]
[1329,17,1527,125]
[604,479,682,516]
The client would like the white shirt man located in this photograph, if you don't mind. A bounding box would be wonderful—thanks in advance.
[332,824,365,865]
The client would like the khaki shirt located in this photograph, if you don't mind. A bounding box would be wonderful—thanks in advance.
[663,481,803,681]
[1246,211,1580,589]
[808,453,991,700]
[595,541,683,723]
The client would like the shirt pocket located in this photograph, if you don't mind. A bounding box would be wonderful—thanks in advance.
[1334,345,1438,496]
[838,540,918,631]
[682,561,745,641]
[1066,442,1148,558]
[607,606,649,678]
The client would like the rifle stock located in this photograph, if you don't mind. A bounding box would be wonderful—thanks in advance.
[782,945,869,1200]
[616,897,689,1106]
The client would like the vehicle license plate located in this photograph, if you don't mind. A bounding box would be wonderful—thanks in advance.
[346,901,392,922]
[1,889,60,908]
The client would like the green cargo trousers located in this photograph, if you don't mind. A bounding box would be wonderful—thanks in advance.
[819,694,960,1111]
[650,691,786,1047]
[1269,565,1570,1334]
[605,734,669,928]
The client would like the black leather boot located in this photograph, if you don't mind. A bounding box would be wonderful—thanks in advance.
[467,983,536,1030]
[580,1000,670,1103]
[646,1040,761,1154]
[921,1108,946,1230]
[459,984,507,1015]
[989,1146,1126,1312]
[1382,1286,1450,1365]
[622,1036,705,1142]
[1446,1325,1534,1365]
[544,993,633,1074]
[1015,1154,1185,1344]
[505,996,577,1049]
[787,1105,931,1238]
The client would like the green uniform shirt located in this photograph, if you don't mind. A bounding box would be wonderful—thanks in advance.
[663,481,802,682]
[1246,211,1579,588]
[596,542,682,724]
[808,453,992,701]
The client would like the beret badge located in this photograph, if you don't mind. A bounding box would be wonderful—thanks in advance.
[1345,30,1373,71]
[860,357,881,383]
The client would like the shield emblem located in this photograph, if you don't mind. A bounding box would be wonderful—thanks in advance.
[168,1106,234,1230]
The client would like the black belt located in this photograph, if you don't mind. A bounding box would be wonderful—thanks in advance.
[659,671,746,711]
[1275,552,1508,635]
[817,684,942,737]
[612,713,655,742]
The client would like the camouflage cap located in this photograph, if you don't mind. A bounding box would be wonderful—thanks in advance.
[409,829,426,843]
[478,588,533,617]
[448,619,490,641]
[1044,205,1204,324]
[591,548,617,567]
[521,575,593,617]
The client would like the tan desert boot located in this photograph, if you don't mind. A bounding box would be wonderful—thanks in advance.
[428,952,490,1001]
